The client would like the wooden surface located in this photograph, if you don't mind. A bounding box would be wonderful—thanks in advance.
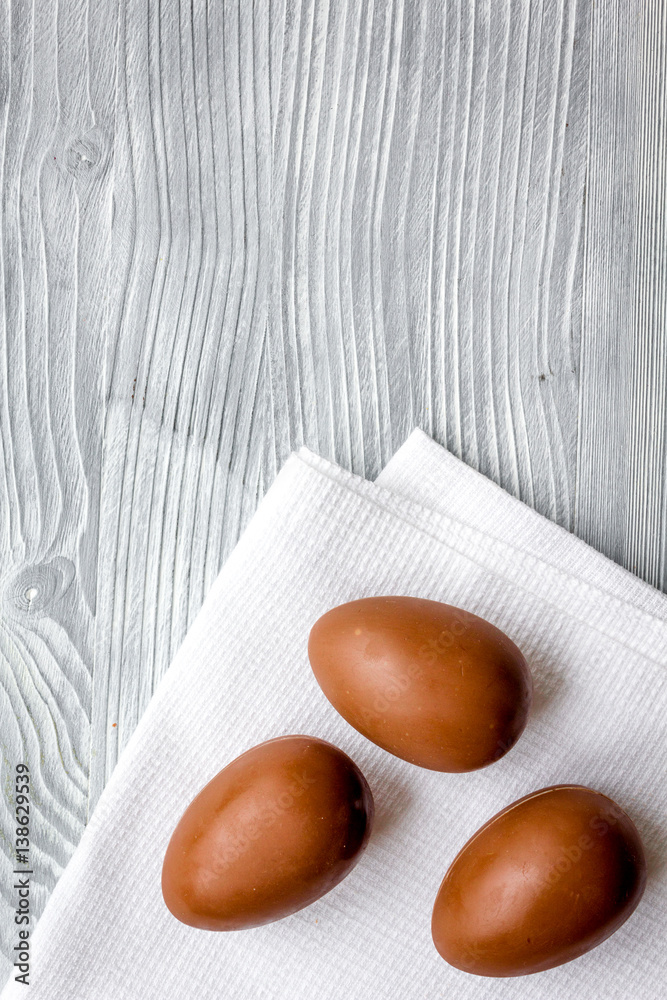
[0,0,665,981]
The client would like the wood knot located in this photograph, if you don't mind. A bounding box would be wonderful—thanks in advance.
[3,558,75,619]
[65,127,109,178]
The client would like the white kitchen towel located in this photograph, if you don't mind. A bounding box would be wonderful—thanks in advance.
[3,429,666,1000]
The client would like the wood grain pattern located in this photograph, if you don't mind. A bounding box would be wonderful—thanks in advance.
[0,0,117,976]
[626,0,667,590]
[1,0,665,985]
[576,0,641,566]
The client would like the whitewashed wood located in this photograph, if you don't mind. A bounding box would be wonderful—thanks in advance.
[1,0,665,985]
[576,0,641,566]
[625,0,667,590]
[577,0,667,588]
[0,0,117,978]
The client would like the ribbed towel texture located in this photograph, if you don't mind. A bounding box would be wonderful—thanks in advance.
[4,430,665,999]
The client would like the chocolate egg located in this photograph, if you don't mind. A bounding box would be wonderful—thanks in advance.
[308,597,531,771]
[431,785,646,976]
[162,736,373,930]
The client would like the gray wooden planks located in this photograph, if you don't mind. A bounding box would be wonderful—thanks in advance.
[577,0,641,569]
[0,0,665,985]
[626,0,667,589]
[0,0,117,977]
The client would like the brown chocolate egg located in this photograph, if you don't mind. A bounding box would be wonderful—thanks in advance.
[161,736,373,930]
[308,597,531,772]
[431,785,647,977]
